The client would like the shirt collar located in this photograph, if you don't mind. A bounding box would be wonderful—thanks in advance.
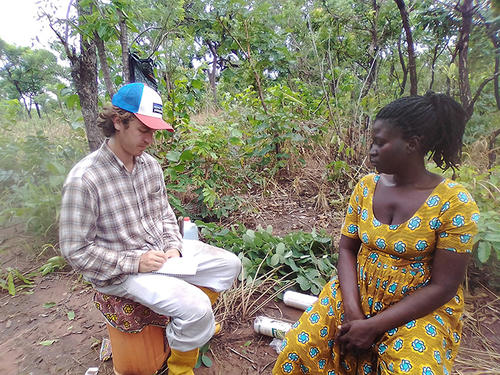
[101,140,146,172]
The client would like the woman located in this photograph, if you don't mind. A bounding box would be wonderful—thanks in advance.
[273,93,479,375]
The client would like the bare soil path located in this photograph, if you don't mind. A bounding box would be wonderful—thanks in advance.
[1,196,498,374]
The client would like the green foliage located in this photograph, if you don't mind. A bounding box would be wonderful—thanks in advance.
[195,342,212,369]
[0,39,63,117]
[456,166,500,267]
[0,267,35,296]
[39,256,67,276]
[0,99,22,126]
[0,124,86,240]
[199,222,336,296]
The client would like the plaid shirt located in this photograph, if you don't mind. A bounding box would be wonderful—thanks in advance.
[59,141,182,287]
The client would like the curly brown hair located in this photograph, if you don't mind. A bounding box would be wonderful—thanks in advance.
[97,105,135,137]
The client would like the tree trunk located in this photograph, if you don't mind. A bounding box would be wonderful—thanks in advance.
[484,19,500,109]
[65,1,102,151]
[457,0,474,118]
[118,9,130,83]
[394,0,417,95]
[397,34,408,95]
[361,0,380,97]
[95,33,115,98]
[494,54,500,110]
[48,0,103,151]
[429,44,438,91]
[488,128,500,169]
[70,38,101,151]
[207,41,219,107]
[35,101,41,118]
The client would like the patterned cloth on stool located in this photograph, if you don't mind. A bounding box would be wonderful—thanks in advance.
[93,291,170,333]
[94,291,171,375]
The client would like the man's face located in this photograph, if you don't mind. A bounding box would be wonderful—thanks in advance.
[114,115,156,157]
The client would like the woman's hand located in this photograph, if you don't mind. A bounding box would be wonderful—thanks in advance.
[343,306,366,323]
[336,318,379,354]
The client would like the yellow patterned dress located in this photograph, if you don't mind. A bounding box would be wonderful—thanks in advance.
[273,174,479,375]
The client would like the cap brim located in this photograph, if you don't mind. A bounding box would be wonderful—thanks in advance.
[135,113,174,132]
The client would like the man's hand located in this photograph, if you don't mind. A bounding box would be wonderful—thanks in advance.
[165,248,181,259]
[139,250,168,272]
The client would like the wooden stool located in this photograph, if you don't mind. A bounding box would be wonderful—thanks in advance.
[93,291,171,375]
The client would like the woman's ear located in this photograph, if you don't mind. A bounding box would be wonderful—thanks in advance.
[406,135,423,154]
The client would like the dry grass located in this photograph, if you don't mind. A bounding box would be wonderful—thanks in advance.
[454,285,500,374]
[4,116,82,142]
[213,253,296,326]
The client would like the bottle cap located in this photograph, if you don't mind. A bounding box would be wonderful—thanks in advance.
[184,217,191,221]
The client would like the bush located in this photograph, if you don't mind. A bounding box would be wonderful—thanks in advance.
[0,121,86,241]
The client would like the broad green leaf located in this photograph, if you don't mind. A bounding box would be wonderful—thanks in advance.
[43,302,57,308]
[194,355,202,369]
[477,242,491,263]
[7,272,15,296]
[201,355,213,367]
[40,339,58,346]
[191,79,203,90]
[270,254,280,266]
[166,151,181,162]
[180,150,195,161]
[483,233,500,243]
[276,242,286,255]
[67,311,75,320]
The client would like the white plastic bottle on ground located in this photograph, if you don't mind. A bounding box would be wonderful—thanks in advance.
[253,316,292,339]
[182,217,199,240]
[283,290,318,310]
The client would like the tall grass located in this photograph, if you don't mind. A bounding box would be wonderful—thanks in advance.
[0,116,87,245]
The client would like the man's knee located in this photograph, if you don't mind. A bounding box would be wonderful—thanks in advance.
[225,251,242,278]
[180,289,213,320]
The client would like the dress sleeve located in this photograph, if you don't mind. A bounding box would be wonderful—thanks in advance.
[341,176,367,239]
[436,184,479,254]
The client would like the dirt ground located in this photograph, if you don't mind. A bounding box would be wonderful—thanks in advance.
[1,194,499,375]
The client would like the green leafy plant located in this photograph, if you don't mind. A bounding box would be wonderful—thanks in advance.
[39,256,67,276]
[199,222,336,296]
[0,127,86,241]
[455,165,500,266]
[0,267,34,296]
[195,342,213,368]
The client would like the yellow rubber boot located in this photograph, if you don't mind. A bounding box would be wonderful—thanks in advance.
[196,286,222,335]
[167,348,199,375]
[197,286,219,305]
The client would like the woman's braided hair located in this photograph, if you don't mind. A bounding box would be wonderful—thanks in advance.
[375,92,467,171]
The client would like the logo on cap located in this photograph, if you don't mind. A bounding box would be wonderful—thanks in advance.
[152,103,163,115]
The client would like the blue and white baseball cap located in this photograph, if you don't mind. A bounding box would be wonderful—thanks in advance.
[112,82,174,132]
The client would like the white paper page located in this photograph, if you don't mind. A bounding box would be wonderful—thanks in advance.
[152,256,198,276]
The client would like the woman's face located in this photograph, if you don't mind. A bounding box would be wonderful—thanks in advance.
[369,119,410,174]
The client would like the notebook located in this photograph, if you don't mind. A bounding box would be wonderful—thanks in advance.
[152,256,198,276]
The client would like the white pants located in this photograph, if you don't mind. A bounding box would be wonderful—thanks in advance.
[96,239,241,351]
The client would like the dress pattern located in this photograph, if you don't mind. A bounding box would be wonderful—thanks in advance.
[273,174,479,375]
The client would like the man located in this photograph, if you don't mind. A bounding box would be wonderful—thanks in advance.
[59,82,241,375]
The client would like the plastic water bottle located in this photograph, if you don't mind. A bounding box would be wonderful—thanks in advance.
[283,290,318,310]
[183,217,199,240]
[253,316,292,339]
